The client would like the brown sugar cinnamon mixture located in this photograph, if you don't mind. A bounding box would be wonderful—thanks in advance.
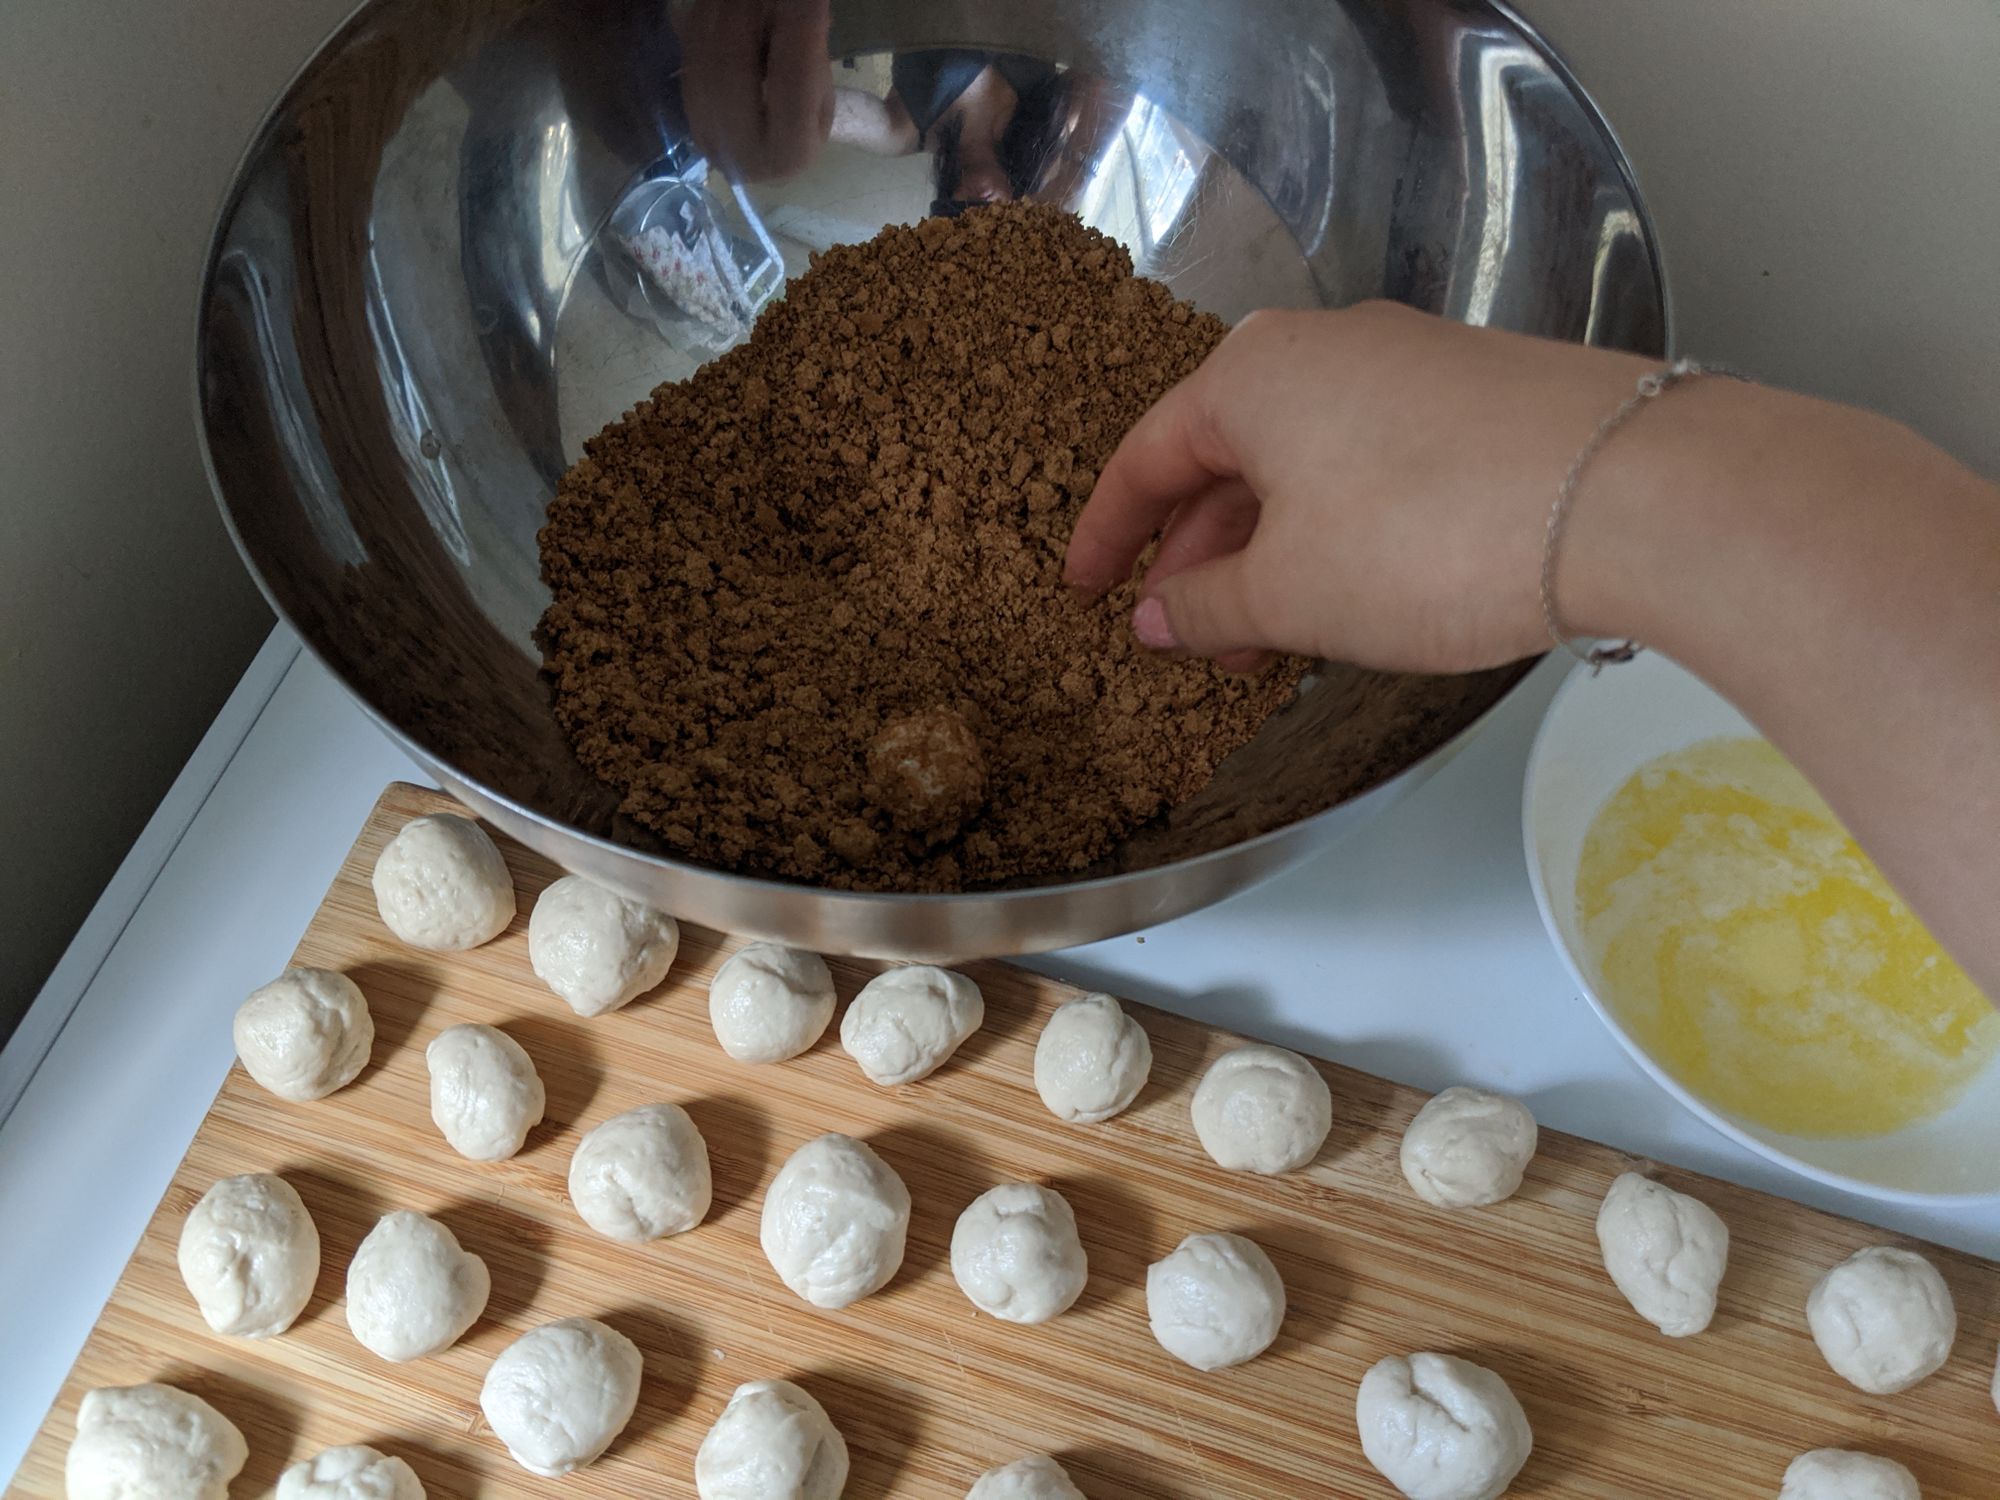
[537,202,1305,891]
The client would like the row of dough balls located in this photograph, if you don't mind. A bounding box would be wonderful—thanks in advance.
[1393,1088,1961,1499]
[61,1381,1932,1500]
[62,1376,1078,1500]
[207,814,1965,1499]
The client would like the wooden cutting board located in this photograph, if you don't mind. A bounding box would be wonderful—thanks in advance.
[10,783,1996,1498]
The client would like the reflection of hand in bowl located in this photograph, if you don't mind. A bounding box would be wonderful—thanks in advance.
[1525,652,2000,1203]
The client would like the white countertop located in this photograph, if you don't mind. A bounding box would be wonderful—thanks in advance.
[1,631,1991,1479]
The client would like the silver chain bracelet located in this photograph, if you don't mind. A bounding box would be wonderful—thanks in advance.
[1540,358,1733,671]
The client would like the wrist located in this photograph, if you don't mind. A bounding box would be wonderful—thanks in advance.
[1557,376,1820,663]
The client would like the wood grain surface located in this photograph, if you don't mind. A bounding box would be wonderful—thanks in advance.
[11,783,1997,1498]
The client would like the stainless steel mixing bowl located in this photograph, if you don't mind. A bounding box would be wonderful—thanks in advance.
[198,0,1665,959]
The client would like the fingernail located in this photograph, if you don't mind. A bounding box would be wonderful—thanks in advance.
[1132,596,1180,650]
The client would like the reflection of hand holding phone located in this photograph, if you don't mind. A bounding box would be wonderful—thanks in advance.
[679,0,834,183]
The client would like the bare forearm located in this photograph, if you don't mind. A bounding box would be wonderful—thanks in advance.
[1069,307,1999,993]
[1577,383,2000,996]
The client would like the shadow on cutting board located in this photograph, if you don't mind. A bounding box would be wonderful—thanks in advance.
[158,1364,302,1492]
[867,1120,998,1288]
[801,1361,923,1498]
[682,1092,776,1219]
[602,1300,708,1455]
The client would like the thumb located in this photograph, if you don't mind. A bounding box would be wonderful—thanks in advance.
[1136,548,1269,657]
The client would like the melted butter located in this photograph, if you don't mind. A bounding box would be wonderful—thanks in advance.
[1576,736,1997,1137]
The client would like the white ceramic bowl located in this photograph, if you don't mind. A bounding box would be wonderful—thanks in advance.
[1524,651,2000,1203]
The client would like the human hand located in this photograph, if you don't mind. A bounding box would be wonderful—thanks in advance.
[680,0,834,182]
[1077,301,2000,1001]
[1065,302,1657,675]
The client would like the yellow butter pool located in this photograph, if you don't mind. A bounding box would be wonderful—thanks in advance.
[1576,736,1997,1138]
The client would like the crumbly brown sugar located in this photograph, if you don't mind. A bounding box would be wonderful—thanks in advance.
[537,202,1305,890]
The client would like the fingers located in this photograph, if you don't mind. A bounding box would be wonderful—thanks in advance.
[1141,546,1273,658]
[1130,593,1270,673]
[1147,480,1260,589]
[684,0,831,180]
[681,3,766,172]
[1064,368,1238,596]
[758,0,834,176]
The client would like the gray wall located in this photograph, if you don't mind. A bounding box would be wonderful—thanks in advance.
[2,0,1995,1041]
[0,0,359,1031]
[1520,0,1999,478]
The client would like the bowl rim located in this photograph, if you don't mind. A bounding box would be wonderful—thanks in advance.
[1521,658,2000,1207]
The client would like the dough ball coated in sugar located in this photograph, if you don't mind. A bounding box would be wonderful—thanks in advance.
[278,1445,426,1499]
[1034,993,1152,1124]
[760,1133,910,1308]
[950,1183,1087,1324]
[1399,1087,1537,1208]
[1595,1172,1729,1337]
[1145,1231,1285,1370]
[866,707,987,835]
[65,1384,248,1500]
[1779,1450,1920,1500]
[840,965,984,1085]
[346,1209,491,1361]
[234,967,374,1102]
[528,874,679,1016]
[1806,1245,1956,1394]
[709,943,837,1064]
[480,1317,642,1477]
[1355,1352,1532,1500]
[1190,1044,1332,1174]
[695,1379,850,1500]
[569,1102,713,1241]
[177,1172,320,1339]
[426,1023,545,1161]
[966,1454,1087,1498]
[372,814,515,951]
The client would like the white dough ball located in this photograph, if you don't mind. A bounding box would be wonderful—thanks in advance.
[1399,1087,1537,1208]
[480,1317,642,1477]
[345,1209,490,1361]
[569,1102,713,1242]
[233,967,374,1102]
[528,874,679,1016]
[65,1384,248,1500]
[278,1445,426,1499]
[372,814,515,951]
[1190,1044,1332,1175]
[950,1183,1088,1324]
[1595,1172,1729,1337]
[967,1454,1087,1498]
[426,1023,545,1161]
[1806,1245,1956,1394]
[709,943,837,1064]
[1033,993,1152,1124]
[177,1172,320,1339]
[695,1378,849,1500]
[1779,1449,1920,1500]
[1355,1352,1533,1500]
[840,965,984,1085]
[760,1133,910,1308]
[1145,1231,1285,1370]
